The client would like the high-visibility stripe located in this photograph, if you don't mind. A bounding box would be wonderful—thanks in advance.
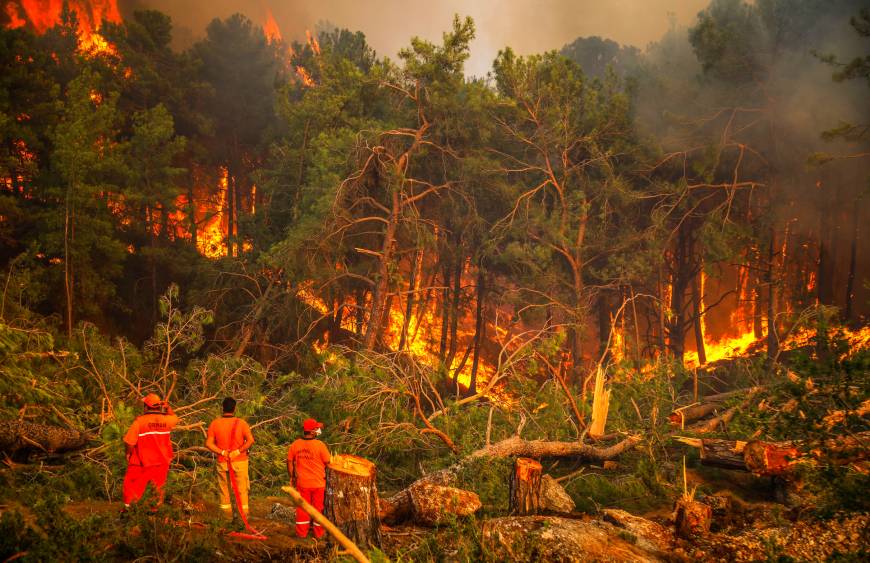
[219,504,232,509]
[138,431,171,437]
[312,522,322,527]
[296,521,310,525]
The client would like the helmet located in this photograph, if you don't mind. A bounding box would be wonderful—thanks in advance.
[303,418,324,432]
[143,393,163,409]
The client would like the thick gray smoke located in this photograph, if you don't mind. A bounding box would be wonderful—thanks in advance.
[120,0,709,76]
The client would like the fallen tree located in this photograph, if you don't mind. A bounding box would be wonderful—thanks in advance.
[0,420,92,459]
[669,387,762,428]
[381,434,641,523]
[677,431,870,476]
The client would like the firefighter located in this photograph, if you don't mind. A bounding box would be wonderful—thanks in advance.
[205,397,255,519]
[287,418,331,538]
[122,393,179,510]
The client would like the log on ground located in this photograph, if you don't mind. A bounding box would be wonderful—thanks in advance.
[380,480,481,526]
[509,457,542,515]
[0,420,92,459]
[482,516,664,562]
[324,454,381,548]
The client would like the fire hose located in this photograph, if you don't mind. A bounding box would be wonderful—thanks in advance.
[225,459,267,540]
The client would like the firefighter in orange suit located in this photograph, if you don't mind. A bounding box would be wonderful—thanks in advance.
[287,418,331,538]
[122,393,179,509]
[205,397,255,518]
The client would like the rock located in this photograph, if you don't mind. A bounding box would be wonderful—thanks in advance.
[540,475,575,514]
[267,502,295,523]
[482,516,665,562]
[601,508,674,554]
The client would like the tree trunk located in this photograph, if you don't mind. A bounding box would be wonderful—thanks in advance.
[766,228,779,360]
[509,457,542,515]
[364,191,399,350]
[226,169,235,258]
[63,183,74,339]
[469,267,486,395]
[446,257,463,368]
[399,249,422,350]
[438,259,450,364]
[844,205,858,321]
[187,171,197,249]
[324,454,381,548]
[691,269,706,365]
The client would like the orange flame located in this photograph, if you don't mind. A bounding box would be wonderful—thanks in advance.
[295,65,314,87]
[7,0,121,56]
[263,8,281,43]
[306,29,320,55]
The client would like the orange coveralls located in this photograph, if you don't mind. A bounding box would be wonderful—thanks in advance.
[122,407,178,506]
[287,437,331,538]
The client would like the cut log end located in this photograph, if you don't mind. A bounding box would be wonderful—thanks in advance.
[329,453,376,477]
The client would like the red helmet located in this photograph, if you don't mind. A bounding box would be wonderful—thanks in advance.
[143,393,163,408]
[303,418,323,432]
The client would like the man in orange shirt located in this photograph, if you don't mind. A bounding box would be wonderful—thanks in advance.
[205,397,255,519]
[287,418,331,538]
[122,393,179,509]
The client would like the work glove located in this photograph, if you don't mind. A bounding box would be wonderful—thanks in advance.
[229,449,241,460]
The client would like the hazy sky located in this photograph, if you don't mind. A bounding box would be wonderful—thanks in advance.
[126,0,711,75]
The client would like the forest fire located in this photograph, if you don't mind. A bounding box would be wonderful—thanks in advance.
[4,0,121,53]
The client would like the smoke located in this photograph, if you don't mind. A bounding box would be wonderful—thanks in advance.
[119,0,710,76]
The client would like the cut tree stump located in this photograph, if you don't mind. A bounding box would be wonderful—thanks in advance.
[673,498,712,539]
[509,457,542,515]
[324,454,381,548]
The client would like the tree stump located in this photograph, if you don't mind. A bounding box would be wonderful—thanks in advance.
[509,457,542,515]
[673,498,712,539]
[324,454,381,548]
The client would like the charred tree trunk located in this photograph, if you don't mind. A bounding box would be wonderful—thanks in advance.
[469,267,486,395]
[691,269,706,366]
[509,457,542,515]
[597,291,612,363]
[817,197,835,306]
[226,169,235,258]
[363,191,399,350]
[438,259,450,364]
[845,205,859,321]
[186,171,197,250]
[446,257,463,368]
[668,226,691,362]
[324,454,381,548]
[766,228,779,360]
[399,249,422,350]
